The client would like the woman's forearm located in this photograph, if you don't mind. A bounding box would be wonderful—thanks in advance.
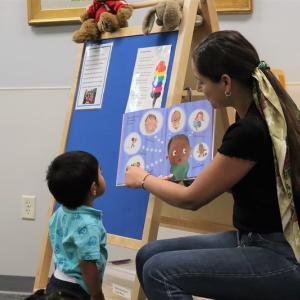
[142,175,199,210]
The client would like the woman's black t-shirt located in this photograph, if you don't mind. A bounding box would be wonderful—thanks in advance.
[218,103,283,233]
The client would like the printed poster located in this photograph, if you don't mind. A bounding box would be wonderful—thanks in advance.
[75,43,113,110]
[125,45,172,112]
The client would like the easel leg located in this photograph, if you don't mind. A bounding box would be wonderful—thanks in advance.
[132,277,146,300]
[33,198,56,291]
[131,195,162,300]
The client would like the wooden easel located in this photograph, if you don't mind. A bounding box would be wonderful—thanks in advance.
[33,1,233,299]
[130,0,235,299]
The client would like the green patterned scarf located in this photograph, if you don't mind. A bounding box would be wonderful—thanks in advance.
[253,63,300,262]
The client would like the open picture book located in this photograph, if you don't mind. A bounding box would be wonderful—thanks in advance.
[116,100,215,186]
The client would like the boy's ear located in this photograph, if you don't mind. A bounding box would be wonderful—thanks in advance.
[90,181,97,196]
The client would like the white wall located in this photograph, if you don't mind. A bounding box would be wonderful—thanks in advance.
[0,88,69,276]
[219,0,300,84]
[0,0,299,277]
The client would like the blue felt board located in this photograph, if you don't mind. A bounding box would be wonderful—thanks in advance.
[65,31,178,240]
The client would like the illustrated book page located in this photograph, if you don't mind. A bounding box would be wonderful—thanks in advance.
[116,100,214,186]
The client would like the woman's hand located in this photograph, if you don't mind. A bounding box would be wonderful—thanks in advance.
[158,174,174,181]
[125,166,149,188]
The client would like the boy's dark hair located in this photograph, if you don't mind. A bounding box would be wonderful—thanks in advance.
[46,151,99,209]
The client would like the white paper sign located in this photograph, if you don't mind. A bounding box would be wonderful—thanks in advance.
[75,43,113,110]
[126,45,172,112]
[112,283,131,299]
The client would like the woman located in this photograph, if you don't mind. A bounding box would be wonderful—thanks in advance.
[125,30,300,299]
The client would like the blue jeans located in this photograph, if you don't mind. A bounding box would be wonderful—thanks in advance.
[136,231,300,300]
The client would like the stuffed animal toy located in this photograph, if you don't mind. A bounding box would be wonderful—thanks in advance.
[72,19,100,43]
[142,0,203,35]
[73,0,133,43]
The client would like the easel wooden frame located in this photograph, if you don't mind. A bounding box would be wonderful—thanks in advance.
[33,1,232,299]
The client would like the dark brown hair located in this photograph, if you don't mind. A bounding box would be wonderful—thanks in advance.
[264,69,300,196]
[192,30,300,197]
[46,151,99,209]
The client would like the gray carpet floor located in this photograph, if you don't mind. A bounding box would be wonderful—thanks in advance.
[0,276,34,300]
[0,292,30,300]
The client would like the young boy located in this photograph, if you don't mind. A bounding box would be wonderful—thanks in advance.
[45,151,107,300]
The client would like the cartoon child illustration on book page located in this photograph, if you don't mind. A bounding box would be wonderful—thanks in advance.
[189,109,209,132]
[167,134,191,181]
[140,111,163,136]
[124,132,141,155]
[170,110,182,130]
[127,155,145,170]
[195,142,208,159]
[193,111,204,130]
[168,107,185,133]
[144,113,158,134]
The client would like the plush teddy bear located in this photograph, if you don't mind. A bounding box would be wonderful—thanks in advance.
[72,19,101,43]
[142,0,203,35]
[73,0,133,43]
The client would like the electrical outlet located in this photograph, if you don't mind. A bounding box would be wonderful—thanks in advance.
[21,195,36,220]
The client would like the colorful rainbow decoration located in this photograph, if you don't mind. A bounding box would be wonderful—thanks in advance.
[151,60,166,107]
